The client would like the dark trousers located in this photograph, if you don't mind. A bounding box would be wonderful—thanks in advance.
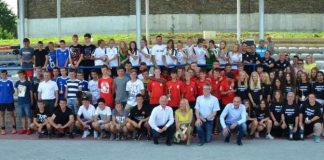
[196,120,214,143]
[152,124,175,144]
[43,99,55,115]
[224,123,246,142]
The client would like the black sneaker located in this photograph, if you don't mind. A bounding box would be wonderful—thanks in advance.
[153,138,159,144]
[146,135,151,141]
[224,136,230,143]
[69,132,74,139]
[134,132,141,140]
[38,132,43,139]
[237,140,243,146]
[57,133,65,138]
[48,132,53,139]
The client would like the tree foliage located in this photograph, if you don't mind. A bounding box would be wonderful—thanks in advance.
[0,0,17,39]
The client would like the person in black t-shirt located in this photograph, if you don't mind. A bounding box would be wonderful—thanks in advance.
[243,100,258,138]
[297,72,312,104]
[269,90,284,137]
[254,99,274,140]
[312,71,324,104]
[81,33,97,81]
[281,92,300,140]
[299,94,323,143]
[30,100,50,138]
[33,41,48,69]
[274,53,290,71]
[48,99,74,138]
[261,50,275,73]
[126,94,150,140]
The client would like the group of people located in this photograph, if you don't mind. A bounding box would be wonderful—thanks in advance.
[0,33,323,146]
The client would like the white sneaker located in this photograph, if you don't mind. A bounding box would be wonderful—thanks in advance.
[82,130,90,139]
[255,132,260,138]
[94,131,98,139]
[266,134,274,140]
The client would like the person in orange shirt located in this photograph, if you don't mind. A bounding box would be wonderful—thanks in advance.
[98,65,114,108]
[219,72,236,108]
[147,67,166,110]
[196,69,211,96]
[182,71,197,109]
[166,69,183,111]
[211,68,222,100]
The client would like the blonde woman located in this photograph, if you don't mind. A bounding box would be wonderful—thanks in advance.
[174,99,193,145]
[248,72,263,108]
[236,71,249,101]
[228,44,242,64]
[118,41,129,66]
[260,72,272,102]
[304,55,317,75]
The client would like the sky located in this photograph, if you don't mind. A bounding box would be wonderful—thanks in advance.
[4,0,17,15]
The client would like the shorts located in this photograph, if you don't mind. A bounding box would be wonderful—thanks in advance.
[304,122,320,136]
[0,103,15,112]
[25,69,34,78]
[18,103,31,118]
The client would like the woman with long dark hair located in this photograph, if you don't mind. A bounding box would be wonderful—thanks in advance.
[128,41,140,67]
[270,90,284,137]
[164,39,178,67]
[254,99,275,140]
[297,72,312,104]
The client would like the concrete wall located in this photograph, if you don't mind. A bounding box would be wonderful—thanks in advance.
[23,13,324,38]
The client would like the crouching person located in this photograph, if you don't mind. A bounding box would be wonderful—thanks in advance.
[174,99,193,145]
[281,92,300,140]
[110,102,129,140]
[48,99,74,138]
[30,100,50,138]
[220,97,247,146]
[92,98,112,139]
[75,96,96,139]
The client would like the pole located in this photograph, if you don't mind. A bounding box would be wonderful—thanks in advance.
[236,0,241,43]
[259,0,264,40]
[57,0,61,42]
[136,0,142,46]
[145,0,149,43]
[18,0,25,48]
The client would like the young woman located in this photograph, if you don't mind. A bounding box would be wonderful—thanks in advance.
[254,99,275,140]
[243,100,258,138]
[283,73,297,97]
[260,72,272,102]
[206,40,217,67]
[236,71,249,102]
[297,72,312,104]
[217,40,228,64]
[174,99,193,145]
[269,71,276,82]
[139,38,152,66]
[310,67,319,84]
[164,39,178,67]
[128,41,140,67]
[281,92,300,140]
[304,55,317,75]
[248,72,262,108]
[119,41,129,66]
[269,90,284,137]
[312,71,324,104]
[271,77,284,97]
[176,40,189,65]
[110,103,129,140]
[228,44,242,64]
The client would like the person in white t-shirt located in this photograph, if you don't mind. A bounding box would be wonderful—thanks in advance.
[75,97,96,139]
[128,41,140,67]
[176,40,189,65]
[93,39,107,66]
[185,37,197,63]
[151,35,167,67]
[140,39,152,66]
[88,70,100,105]
[92,98,112,139]
[125,69,145,111]
[165,39,178,67]
[228,44,242,64]
[105,39,119,68]
[193,38,209,66]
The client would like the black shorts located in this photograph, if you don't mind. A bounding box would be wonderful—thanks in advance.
[0,103,15,112]
[304,122,319,136]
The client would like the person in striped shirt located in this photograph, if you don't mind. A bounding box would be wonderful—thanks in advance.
[65,69,81,114]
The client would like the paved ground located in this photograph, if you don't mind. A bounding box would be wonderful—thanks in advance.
[0,135,323,160]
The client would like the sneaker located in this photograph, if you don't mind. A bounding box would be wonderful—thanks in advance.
[224,136,230,143]
[289,133,293,140]
[19,129,27,134]
[255,132,260,138]
[12,128,17,134]
[110,134,116,141]
[94,131,99,139]
[26,129,33,135]
[300,133,304,140]
[237,140,243,146]
[266,133,274,140]
[146,135,151,141]
[314,136,321,143]
[38,132,43,138]
[82,130,90,139]
[48,132,53,139]
[1,129,6,135]
[68,132,74,139]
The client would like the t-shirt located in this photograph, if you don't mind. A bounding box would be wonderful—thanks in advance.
[151,44,166,66]
[297,82,312,99]
[114,76,130,103]
[147,78,166,105]
[56,76,70,100]
[129,50,140,67]
[34,109,49,123]
[269,101,283,121]
[82,44,96,66]
[106,47,119,67]
[206,49,217,66]
[69,44,83,66]
[300,101,322,123]
[185,44,196,63]
[15,80,32,104]
[112,109,128,124]
[196,79,211,96]
[0,79,15,104]
[211,78,221,99]
[53,107,73,124]
[219,79,235,106]
[88,79,100,104]
[20,47,34,68]
[128,105,150,123]
[66,79,80,99]
[249,87,262,105]
[236,82,249,101]
[261,84,271,100]
[93,47,106,66]
[80,80,89,92]
[98,77,114,108]
[56,48,69,67]
[126,79,144,106]
[175,109,192,124]
[166,80,183,107]
[254,108,270,121]
[34,49,47,67]
[193,46,207,65]
[95,106,112,121]
[181,81,197,102]
[37,80,58,100]
[77,105,96,121]
[275,60,290,71]
[312,82,324,100]
[256,47,267,58]
[140,47,152,66]
[176,49,187,65]
[249,53,261,63]
[261,57,275,72]
[47,50,57,70]
[228,52,242,64]
[281,103,299,124]
[165,49,177,66]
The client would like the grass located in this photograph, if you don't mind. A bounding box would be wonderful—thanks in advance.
[0,32,324,46]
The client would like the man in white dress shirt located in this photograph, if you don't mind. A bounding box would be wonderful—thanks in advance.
[149,95,175,146]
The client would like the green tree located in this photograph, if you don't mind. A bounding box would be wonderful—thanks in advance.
[0,0,16,39]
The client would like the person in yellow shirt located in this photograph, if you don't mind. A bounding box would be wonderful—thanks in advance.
[174,99,193,145]
[304,55,317,75]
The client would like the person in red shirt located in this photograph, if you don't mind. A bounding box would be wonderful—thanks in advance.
[147,67,166,110]
[166,69,183,110]
[211,68,222,100]
[98,65,114,108]
[187,68,198,83]
[181,71,197,108]
[219,72,236,108]
[196,69,211,96]
[221,63,238,82]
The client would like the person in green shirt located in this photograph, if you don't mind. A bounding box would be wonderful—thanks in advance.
[118,41,129,66]
[206,40,218,69]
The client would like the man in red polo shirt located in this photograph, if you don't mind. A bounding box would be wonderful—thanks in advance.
[196,69,211,96]
[211,68,222,100]
[147,67,166,110]
[181,71,197,109]
[219,72,236,108]
[166,69,183,110]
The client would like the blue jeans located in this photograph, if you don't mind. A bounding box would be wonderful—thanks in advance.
[17,103,31,118]
[196,120,214,143]
[224,123,247,141]
[67,98,79,114]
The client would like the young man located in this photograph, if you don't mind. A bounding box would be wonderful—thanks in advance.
[196,69,211,96]
[110,102,129,140]
[69,34,83,69]
[56,67,70,100]
[151,35,167,67]
[82,33,97,81]
[105,39,119,75]
[126,94,150,140]
[125,69,145,111]
[0,70,17,135]
[56,40,70,68]
[114,66,130,107]
[52,67,60,82]
[193,38,208,66]
[147,67,166,110]
[15,70,33,135]
[165,69,183,110]
[38,71,59,115]
[98,65,114,108]
[92,98,112,139]
[34,41,48,69]
[77,71,89,92]
[47,42,57,72]
[256,40,267,58]
[88,70,100,105]
[75,96,96,139]
[181,71,197,108]
[185,37,196,64]
[19,38,34,80]
[65,69,81,114]
[219,73,236,107]
[30,100,50,138]
[48,99,74,138]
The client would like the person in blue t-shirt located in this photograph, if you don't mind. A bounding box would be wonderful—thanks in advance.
[15,70,34,135]
[56,67,70,100]
[0,70,17,135]
[56,40,69,68]
[256,40,267,58]
[77,71,89,92]
[47,42,57,71]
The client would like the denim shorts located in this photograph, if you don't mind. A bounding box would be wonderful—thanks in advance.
[67,98,79,114]
[18,103,31,118]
